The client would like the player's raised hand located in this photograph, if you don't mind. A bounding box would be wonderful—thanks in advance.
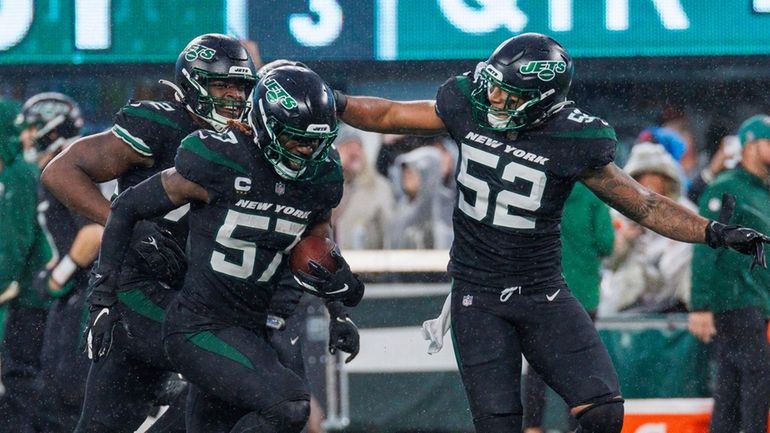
[705,194,770,269]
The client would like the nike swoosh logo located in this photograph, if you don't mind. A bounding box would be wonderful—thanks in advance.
[94,307,110,324]
[546,289,561,302]
[325,284,350,295]
[290,336,300,345]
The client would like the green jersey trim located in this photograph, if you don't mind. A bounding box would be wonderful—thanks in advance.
[308,158,343,184]
[550,127,617,141]
[185,330,255,370]
[122,106,182,131]
[112,124,153,156]
[455,75,474,100]
[117,288,165,322]
[180,135,248,175]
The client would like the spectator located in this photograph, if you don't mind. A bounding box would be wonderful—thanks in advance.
[688,114,770,433]
[0,98,52,433]
[687,134,742,204]
[332,128,394,249]
[524,182,614,433]
[386,141,455,249]
[602,142,695,314]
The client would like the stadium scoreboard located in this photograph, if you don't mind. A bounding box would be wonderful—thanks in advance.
[1,0,770,64]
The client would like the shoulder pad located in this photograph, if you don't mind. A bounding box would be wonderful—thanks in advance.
[545,107,616,141]
[118,100,185,131]
[178,130,249,176]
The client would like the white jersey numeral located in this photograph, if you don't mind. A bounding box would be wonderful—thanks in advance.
[457,143,547,229]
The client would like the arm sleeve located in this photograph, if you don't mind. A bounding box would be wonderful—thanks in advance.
[97,173,177,273]
[689,186,722,310]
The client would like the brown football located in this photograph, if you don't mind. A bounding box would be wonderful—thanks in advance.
[289,236,339,275]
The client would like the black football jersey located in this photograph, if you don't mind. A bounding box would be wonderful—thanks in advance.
[174,128,343,325]
[436,74,616,289]
[111,99,202,242]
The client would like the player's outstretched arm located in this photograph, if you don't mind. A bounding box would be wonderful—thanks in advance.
[581,163,709,243]
[335,92,447,135]
[41,131,152,225]
[582,163,770,267]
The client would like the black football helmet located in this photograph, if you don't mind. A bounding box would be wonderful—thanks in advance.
[169,33,256,131]
[256,59,308,80]
[470,32,574,131]
[15,92,83,157]
[250,65,338,181]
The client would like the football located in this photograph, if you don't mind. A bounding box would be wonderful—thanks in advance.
[289,236,339,275]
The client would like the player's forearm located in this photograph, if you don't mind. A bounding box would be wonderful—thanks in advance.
[341,96,401,133]
[341,96,444,135]
[42,158,111,225]
[69,224,104,267]
[620,192,708,243]
[98,174,177,272]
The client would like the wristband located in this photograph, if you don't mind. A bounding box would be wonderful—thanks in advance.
[51,255,78,286]
[326,300,348,319]
[332,89,347,116]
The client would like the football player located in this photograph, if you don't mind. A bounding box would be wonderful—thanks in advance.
[87,66,363,433]
[42,33,257,432]
[15,92,104,432]
[331,33,770,433]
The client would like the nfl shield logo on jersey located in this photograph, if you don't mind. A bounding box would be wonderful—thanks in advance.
[275,182,285,195]
[462,294,473,307]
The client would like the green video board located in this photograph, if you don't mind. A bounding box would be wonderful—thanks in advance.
[388,0,770,60]
[2,0,770,64]
[0,0,233,64]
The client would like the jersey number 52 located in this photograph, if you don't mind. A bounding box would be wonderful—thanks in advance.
[457,144,546,230]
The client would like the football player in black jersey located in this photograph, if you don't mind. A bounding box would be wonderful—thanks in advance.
[88,66,363,433]
[42,34,257,433]
[15,93,103,432]
[332,33,770,433]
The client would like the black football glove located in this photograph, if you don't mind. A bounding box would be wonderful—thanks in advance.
[328,307,359,363]
[705,193,770,269]
[294,250,365,307]
[85,271,121,362]
[129,221,187,286]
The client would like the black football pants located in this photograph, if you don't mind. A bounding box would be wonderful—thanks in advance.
[451,279,620,433]
[163,297,309,433]
[0,302,47,433]
[34,283,90,432]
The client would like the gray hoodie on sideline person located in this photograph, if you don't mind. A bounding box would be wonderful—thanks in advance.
[386,142,456,249]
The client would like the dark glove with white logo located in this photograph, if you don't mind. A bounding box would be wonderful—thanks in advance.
[129,221,187,286]
[86,271,121,362]
[705,193,770,269]
[295,250,365,307]
[327,301,359,363]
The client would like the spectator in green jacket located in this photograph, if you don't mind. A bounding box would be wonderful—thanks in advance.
[0,98,52,433]
[688,114,770,433]
[524,182,615,433]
